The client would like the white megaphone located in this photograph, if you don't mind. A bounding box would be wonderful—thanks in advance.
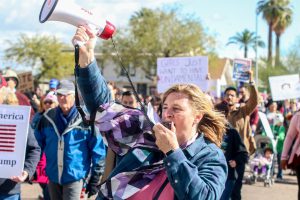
[39,0,116,40]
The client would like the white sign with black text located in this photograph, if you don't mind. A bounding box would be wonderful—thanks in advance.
[269,74,300,101]
[0,105,31,178]
[157,56,208,93]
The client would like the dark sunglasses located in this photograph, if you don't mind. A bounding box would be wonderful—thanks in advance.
[44,101,54,105]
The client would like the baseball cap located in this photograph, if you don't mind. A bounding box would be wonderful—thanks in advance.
[49,78,59,89]
[56,80,75,95]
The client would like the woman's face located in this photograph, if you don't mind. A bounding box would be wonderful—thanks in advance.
[162,92,201,144]
[43,100,57,111]
[269,102,277,112]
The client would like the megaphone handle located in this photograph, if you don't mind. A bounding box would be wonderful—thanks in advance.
[72,24,96,47]
[73,39,86,47]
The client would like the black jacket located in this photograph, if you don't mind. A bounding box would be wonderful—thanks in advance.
[0,127,41,195]
[221,125,249,180]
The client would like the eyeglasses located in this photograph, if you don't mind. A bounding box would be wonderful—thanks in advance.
[44,101,54,105]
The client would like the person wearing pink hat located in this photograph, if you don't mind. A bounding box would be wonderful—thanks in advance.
[30,91,58,200]
[43,91,58,111]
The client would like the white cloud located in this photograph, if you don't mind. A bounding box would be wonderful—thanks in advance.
[212,13,222,21]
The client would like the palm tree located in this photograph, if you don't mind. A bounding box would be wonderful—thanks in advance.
[273,3,293,66]
[227,29,265,58]
[257,0,285,64]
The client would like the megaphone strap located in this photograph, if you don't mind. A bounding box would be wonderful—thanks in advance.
[74,44,97,133]
[110,37,154,127]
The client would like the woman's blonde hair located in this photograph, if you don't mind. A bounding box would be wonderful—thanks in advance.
[162,84,227,147]
[3,91,19,105]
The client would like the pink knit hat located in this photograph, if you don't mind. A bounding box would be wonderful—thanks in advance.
[43,91,58,103]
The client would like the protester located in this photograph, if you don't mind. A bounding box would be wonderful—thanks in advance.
[74,25,228,200]
[266,100,283,126]
[31,91,58,129]
[31,91,58,200]
[0,88,41,200]
[2,69,35,120]
[101,90,140,183]
[280,99,298,129]
[215,102,248,200]
[0,76,8,105]
[0,74,6,85]
[121,90,138,108]
[34,80,106,200]
[24,91,40,113]
[250,147,273,181]
[107,81,117,101]
[222,71,258,200]
[3,91,19,105]
[281,111,300,199]
[48,78,59,92]
[150,95,162,114]
[264,113,285,180]
[239,85,260,135]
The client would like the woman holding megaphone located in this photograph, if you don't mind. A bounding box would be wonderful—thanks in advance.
[73,26,228,200]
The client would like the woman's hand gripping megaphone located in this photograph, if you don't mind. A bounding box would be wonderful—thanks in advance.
[72,25,96,67]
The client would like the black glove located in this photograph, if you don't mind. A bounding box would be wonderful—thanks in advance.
[85,176,100,198]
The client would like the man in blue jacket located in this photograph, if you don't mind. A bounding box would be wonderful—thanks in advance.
[34,80,106,200]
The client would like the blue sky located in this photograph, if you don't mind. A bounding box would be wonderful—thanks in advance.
[0,0,299,69]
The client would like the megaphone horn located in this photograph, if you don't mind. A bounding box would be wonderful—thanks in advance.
[39,0,116,40]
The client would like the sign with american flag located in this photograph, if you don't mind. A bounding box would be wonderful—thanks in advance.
[0,105,31,178]
[0,124,17,152]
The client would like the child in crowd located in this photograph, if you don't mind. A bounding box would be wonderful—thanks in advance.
[271,113,286,179]
[250,147,273,180]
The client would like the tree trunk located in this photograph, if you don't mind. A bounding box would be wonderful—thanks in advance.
[275,33,281,67]
[268,23,273,65]
[244,46,248,58]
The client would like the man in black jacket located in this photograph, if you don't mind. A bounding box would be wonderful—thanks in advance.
[215,102,249,200]
[0,127,41,199]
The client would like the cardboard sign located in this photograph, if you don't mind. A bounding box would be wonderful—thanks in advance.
[269,74,300,101]
[258,111,276,153]
[0,105,31,178]
[232,58,252,82]
[17,72,34,93]
[157,56,208,93]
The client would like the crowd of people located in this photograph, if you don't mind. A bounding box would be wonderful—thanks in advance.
[0,26,299,200]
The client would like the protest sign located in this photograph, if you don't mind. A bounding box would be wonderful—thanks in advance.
[0,105,31,178]
[269,74,300,101]
[17,71,34,93]
[157,56,208,93]
[232,58,252,82]
[258,111,276,153]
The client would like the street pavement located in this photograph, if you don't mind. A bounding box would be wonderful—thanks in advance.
[21,171,298,200]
